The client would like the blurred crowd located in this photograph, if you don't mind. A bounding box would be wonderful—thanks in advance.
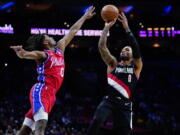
[0,53,180,135]
[0,89,179,135]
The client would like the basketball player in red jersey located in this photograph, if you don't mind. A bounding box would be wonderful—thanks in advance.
[10,7,95,135]
[87,12,143,135]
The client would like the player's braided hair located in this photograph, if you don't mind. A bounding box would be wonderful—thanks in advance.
[24,34,45,51]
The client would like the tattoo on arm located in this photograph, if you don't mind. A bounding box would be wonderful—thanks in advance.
[98,27,117,68]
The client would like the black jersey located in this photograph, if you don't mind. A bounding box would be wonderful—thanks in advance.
[107,63,138,99]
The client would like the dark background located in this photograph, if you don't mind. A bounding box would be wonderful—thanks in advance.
[0,0,180,135]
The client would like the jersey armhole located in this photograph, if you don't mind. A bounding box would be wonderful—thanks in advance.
[133,68,139,80]
[55,48,64,55]
[42,51,50,63]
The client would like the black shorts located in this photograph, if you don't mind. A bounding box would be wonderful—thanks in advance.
[96,95,133,129]
[87,95,133,135]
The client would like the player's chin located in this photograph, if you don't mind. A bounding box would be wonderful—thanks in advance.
[52,42,57,47]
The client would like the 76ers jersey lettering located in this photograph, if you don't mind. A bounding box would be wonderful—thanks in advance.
[27,48,65,115]
[107,64,137,99]
[37,48,65,91]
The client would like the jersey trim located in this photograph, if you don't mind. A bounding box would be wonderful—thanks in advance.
[33,83,45,113]
[37,63,46,82]
[43,50,50,63]
[108,74,131,99]
[55,47,64,55]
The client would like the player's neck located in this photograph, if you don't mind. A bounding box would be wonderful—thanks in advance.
[44,44,55,52]
[48,47,55,52]
[120,60,131,65]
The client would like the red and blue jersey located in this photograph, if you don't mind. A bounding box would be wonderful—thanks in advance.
[29,48,65,114]
[36,48,65,91]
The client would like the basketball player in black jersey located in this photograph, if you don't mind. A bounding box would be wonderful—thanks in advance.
[87,12,143,135]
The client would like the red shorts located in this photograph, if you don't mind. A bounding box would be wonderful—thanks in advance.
[25,83,56,120]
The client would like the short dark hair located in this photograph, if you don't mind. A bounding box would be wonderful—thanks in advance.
[24,34,45,51]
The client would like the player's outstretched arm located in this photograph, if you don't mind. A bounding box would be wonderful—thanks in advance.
[118,12,143,78]
[56,6,96,51]
[98,19,118,72]
[10,45,47,60]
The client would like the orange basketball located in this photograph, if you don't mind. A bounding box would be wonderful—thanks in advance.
[101,5,119,22]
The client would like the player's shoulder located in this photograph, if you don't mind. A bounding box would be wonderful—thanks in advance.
[43,48,64,58]
[54,47,64,55]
